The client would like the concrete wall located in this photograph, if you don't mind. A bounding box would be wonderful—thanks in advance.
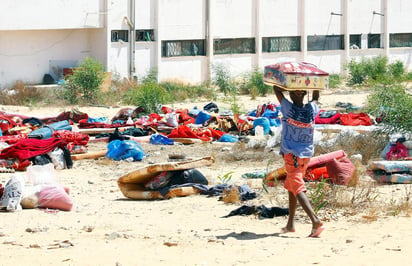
[0,0,105,30]
[0,29,106,87]
[1,0,412,87]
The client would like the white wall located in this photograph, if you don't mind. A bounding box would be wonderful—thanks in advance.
[159,0,205,39]
[159,58,208,84]
[0,29,106,87]
[213,0,253,38]
[388,0,412,33]
[0,0,105,30]
[306,0,342,35]
[261,0,300,36]
[348,0,382,34]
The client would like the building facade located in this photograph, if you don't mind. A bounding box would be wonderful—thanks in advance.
[0,0,411,88]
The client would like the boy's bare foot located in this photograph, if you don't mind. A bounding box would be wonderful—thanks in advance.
[308,223,324,238]
[280,227,296,234]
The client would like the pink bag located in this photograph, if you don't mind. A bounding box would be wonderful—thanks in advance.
[386,142,409,160]
[37,185,73,211]
[326,157,355,185]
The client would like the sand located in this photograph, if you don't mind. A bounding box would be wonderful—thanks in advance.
[0,89,411,266]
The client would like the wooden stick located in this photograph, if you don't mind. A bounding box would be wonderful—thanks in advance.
[71,150,107,160]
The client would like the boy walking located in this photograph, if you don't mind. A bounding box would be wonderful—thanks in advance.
[273,85,324,237]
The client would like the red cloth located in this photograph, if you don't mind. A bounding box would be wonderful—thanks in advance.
[167,125,224,141]
[78,119,123,129]
[386,142,409,160]
[0,134,28,144]
[0,138,66,160]
[315,110,341,124]
[339,113,372,126]
[52,130,89,146]
[306,166,329,181]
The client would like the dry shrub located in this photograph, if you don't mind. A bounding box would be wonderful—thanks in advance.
[221,186,240,204]
[217,141,269,163]
[315,131,387,164]
[0,81,48,106]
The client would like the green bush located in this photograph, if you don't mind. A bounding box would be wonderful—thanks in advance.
[122,83,169,114]
[346,56,409,86]
[140,68,158,84]
[212,64,237,95]
[62,57,105,104]
[367,84,412,134]
[328,74,342,89]
[160,81,215,102]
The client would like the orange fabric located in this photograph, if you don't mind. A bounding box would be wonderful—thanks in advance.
[306,166,329,181]
[283,153,310,197]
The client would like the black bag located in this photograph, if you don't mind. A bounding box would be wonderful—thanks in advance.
[203,102,219,113]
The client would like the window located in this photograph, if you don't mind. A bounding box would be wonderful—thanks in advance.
[262,36,301,52]
[390,33,412,48]
[136,29,155,42]
[307,35,344,51]
[162,40,206,57]
[349,34,361,49]
[111,30,128,42]
[214,38,255,55]
[368,34,381,48]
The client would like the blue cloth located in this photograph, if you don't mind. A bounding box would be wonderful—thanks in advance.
[279,98,319,158]
[28,120,71,139]
[218,134,239,142]
[150,134,174,145]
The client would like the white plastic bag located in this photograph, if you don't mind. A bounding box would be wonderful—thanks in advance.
[26,163,57,186]
[0,174,25,211]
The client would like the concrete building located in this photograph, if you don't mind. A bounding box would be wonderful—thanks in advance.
[0,0,411,89]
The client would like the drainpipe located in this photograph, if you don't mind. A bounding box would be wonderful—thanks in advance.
[129,0,136,79]
[300,0,307,62]
[383,0,389,58]
[254,0,261,68]
[206,0,212,82]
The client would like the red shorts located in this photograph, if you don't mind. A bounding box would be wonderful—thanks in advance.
[283,153,310,197]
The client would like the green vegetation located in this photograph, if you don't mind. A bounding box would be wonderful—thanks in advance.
[346,55,411,86]
[62,57,105,104]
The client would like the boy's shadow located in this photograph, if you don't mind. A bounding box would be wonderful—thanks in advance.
[216,231,298,240]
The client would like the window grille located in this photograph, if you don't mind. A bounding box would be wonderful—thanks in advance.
[349,34,361,49]
[307,35,344,51]
[213,38,255,55]
[111,30,128,42]
[368,34,382,48]
[262,36,301,52]
[136,30,155,42]
[390,33,412,48]
[162,40,206,57]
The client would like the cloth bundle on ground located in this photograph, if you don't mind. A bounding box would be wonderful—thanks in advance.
[28,120,72,139]
[315,110,341,124]
[339,113,373,126]
[145,168,208,192]
[222,204,289,218]
[0,138,66,161]
[0,115,17,134]
[41,108,88,124]
[167,125,224,142]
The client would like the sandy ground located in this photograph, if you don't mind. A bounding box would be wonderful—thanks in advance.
[0,89,411,266]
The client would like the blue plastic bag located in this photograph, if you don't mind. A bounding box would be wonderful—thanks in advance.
[150,134,174,145]
[218,134,239,142]
[107,140,144,161]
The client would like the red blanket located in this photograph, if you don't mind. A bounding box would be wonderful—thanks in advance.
[167,125,224,141]
[0,138,66,160]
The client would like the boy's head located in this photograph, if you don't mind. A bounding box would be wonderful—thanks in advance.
[289,90,307,106]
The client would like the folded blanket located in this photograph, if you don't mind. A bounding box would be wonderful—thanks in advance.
[28,120,72,139]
